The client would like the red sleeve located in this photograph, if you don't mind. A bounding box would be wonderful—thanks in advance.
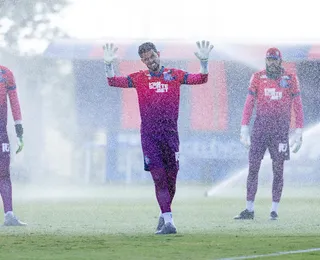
[291,74,304,128]
[5,69,22,123]
[185,73,208,85]
[107,71,140,88]
[107,75,134,88]
[247,73,258,96]
[290,74,300,95]
[241,74,257,125]
[173,69,208,85]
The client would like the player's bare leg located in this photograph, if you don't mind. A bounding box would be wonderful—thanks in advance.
[270,160,284,220]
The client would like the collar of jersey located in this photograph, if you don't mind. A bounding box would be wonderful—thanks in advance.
[149,66,165,77]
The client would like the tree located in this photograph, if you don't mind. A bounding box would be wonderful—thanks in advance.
[0,0,77,183]
[0,0,69,49]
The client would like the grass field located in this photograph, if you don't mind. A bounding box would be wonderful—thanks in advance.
[1,183,320,260]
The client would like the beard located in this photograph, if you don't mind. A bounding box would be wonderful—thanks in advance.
[268,64,281,71]
[266,64,282,79]
[148,62,160,72]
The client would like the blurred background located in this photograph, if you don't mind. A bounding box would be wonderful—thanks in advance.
[0,0,319,191]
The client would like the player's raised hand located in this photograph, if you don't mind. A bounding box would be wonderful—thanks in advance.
[240,125,251,149]
[103,43,118,64]
[194,40,214,61]
[290,128,302,153]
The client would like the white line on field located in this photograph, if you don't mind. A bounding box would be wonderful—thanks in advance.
[216,248,320,260]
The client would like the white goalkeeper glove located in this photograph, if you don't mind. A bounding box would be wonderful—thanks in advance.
[102,43,118,77]
[194,40,214,61]
[15,123,24,154]
[194,40,214,74]
[16,137,24,154]
[290,128,303,153]
[103,43,118,64]
[240,125,251,149]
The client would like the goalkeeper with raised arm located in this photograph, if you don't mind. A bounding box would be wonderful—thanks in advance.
[0,65,25,226]
[234,48,304,221]
[103,40,213,234]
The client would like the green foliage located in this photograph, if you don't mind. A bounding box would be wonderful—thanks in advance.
[0,0,69,48]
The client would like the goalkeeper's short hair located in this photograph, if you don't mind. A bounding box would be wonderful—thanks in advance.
[138,42,158,57]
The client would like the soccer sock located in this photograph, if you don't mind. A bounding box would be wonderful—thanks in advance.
[247,160,262,202]
[4,211,13,217]
[272,160,284,203]
[162,212,174,225]
[246,200,254,212]
[0,175,13,213]
[271,202,279,213]
[166,169,178,204]
[150,168,171,213]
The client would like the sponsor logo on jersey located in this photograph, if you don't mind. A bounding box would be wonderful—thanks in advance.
[149,82,169,93]
[264,88,283,100]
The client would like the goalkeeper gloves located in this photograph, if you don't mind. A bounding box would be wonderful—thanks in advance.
[290,128,302,153]
[240,125,251,149]
[194,40,214,74]
[103,43,118,78]
[15,123,24,154]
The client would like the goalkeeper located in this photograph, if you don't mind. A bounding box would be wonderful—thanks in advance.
[103,40,213,234]
[234,48,304,221]
[0,65,26,226]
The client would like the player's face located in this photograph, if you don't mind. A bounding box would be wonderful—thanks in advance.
[266,57,281,72]
[141,50,160,72]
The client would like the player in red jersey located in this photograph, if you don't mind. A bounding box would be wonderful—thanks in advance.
[103,41,213,234]
[0,65,26,226]
[234,48,304,220]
